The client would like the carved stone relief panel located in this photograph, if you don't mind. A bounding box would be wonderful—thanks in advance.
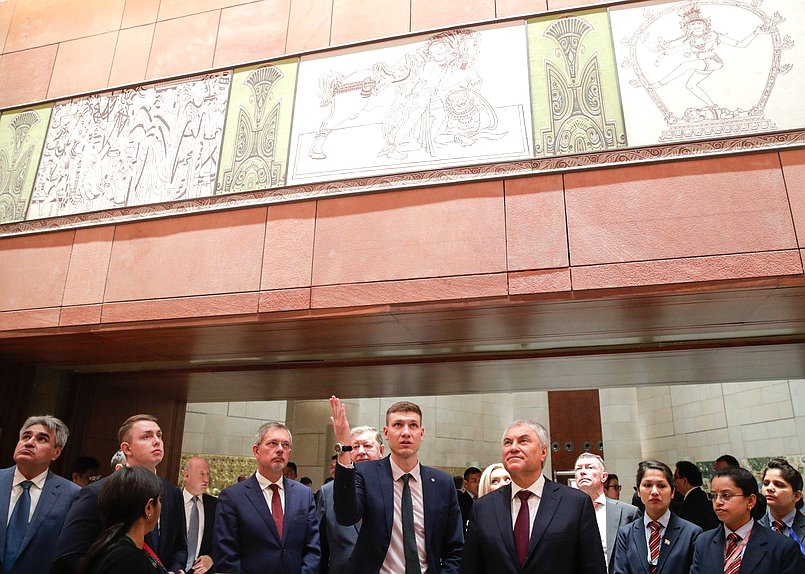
[28,72,231,219]
[610,0,804,146]
[528,9,627,157]
[0,105,51,225]
[217,59,299,195]
[287,21,534,185]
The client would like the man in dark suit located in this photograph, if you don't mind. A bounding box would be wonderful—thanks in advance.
[691,466,804,574]
[459,467,481,532]
[1,415,80,574]
[329,396,463,574]
[182,456,217,574]
[674,461,719,531]
[319,425,384,574]
[613,460,701,574]
[213,421,319,574]
[460,419,606,574]
[759,457,805,556]
[574,453,639,573]
[715,454,768,521]
[52,414,187,574]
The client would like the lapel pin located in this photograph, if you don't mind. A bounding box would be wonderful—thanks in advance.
[430,478,436,483]
[664,539,670,545]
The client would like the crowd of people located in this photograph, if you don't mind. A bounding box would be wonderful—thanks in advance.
[1,399,804,574]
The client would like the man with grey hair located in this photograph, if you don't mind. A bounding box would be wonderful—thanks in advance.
[213,421,320,574]
[574,453,638,573]
[319,425,385,573]
[1,415,79,574]
[110,449,127,471]
[461,419,606,574]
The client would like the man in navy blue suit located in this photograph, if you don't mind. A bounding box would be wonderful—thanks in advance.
[460,419,606,574]
[1,415,80,574]
[213,421,320,574]
[690,466,805,574]
[329,396,463,574]
[52,414,187,574]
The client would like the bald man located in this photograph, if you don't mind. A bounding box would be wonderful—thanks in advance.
[183,456,217,574]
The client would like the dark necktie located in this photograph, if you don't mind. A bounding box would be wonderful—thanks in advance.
[269,484,284,541]
[401,473,421,574]
[772,519,785,533]
[3,480,32,573]
[724,532,742,574]
[514,490,532,566]
[648,520,661,574]
[186,495,200,570]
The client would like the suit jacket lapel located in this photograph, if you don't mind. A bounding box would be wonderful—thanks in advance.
[244,476,282,543]
[281,478,296,542]
[527,479,560,559]
[0,467,13,551]
[740,526,768,574]
[605,500,620,560]
[629,519,652,574]
[19,470,60,553]
[379,458,395,542]
[656,514,682,573]
[492,485,519,567]
[421,466,435,556]
[708,529,726,571]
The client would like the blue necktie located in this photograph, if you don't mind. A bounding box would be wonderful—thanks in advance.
[3,480,33,573]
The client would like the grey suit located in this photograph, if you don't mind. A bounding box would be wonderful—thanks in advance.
[605,498,640,573]
[0,466,80,574]
[318,480,360,573]
[759,511,805,555]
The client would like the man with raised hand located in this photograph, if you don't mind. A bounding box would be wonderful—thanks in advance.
[330,395,463,574]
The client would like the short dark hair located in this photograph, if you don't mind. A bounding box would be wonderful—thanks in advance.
[71,456,100,476]
[118,414,158,444]
[713,466,758,498]
[637,460,674,489]
[454,475,464,489]
[763,458,804,510]
[716,454,741,468]
[604,473,620,488]
[300,476,312,487]
[286,462,298,472]
[386,401,422,425]
[675,460,703,486]
[464,467,481,480]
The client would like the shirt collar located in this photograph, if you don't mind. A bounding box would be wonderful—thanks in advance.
[725,518,754,540]
[593,493,607,507]
[770,508,797,528]
[390,456,421,482]
[511,474,545,501]
[13,467,48,490]
[183,488,202,504]
[683,485,701,500]
[643,508,671,529]
[255,472,283,492]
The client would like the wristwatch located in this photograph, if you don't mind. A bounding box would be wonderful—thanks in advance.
[335,443,353,454]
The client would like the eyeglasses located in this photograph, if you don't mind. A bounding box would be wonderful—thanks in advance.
[606,485,622,491]
[264,440,291,450]
[708,492,746,502]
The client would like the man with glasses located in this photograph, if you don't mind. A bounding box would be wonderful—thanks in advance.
[604,474,621,500]
[213,421,319,574]
[690,466,804,574]
[674,461,719,531]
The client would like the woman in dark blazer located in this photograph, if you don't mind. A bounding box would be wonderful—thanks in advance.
[79,466,167,574]
[613,460,701,574]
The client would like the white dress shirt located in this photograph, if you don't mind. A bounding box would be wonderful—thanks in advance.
[381,457,428,574]
[724,518,754,561]
[643,509,671,566]
[183,489,205,557]
[510,474,546,533]
[593,492,607,559]
[255,472,285,513]
[6,467,48,524]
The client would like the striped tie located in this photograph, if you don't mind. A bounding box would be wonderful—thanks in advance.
[772,519,785,533]
[648,521,661,574]
[724,532,742,574]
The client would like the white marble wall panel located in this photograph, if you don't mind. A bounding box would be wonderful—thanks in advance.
[28,72,231,219]
[610,0,805,146]
[288,22,533,185]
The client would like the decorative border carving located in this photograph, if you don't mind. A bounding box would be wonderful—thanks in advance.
[2,128,803,237]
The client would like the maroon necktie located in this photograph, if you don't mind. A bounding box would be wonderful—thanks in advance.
[772,519,785,533]
[724,532,741,574]
[269,483,284,540]
[514,490,532,566]
[648,521,661,574]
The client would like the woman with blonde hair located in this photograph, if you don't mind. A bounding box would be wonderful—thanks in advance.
[478,463,511,497]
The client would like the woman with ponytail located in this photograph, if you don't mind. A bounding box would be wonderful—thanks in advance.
[79,466,167,574]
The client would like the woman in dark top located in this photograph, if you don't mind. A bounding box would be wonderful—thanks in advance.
[79,466,167,574]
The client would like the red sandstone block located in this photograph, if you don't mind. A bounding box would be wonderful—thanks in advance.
[0,308,61,331]
[157,0,251,21]
[505,175,568,271]
[509,268,571,295]
[49,31,118,99]
[214,0,291,68]
[0,46,58,108]
[122,0,160,28]
[313,182,506,285]
[146,11,219,80]
[565,154,796,266]
[104,208,266,302]
[258,288,311,313]
[59,305,103,327]
[109,24,154,87]
[330,0,409,45]
[262,202,317,290]
[411,0,494,31]
[286,0,332,53]
[496,0,548,16]
[101,293,259,323]
[571,250,803,291]
[63,226,115,307]
[0,231,73,312]
[311,273,508,308]
[780,150,805,249]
